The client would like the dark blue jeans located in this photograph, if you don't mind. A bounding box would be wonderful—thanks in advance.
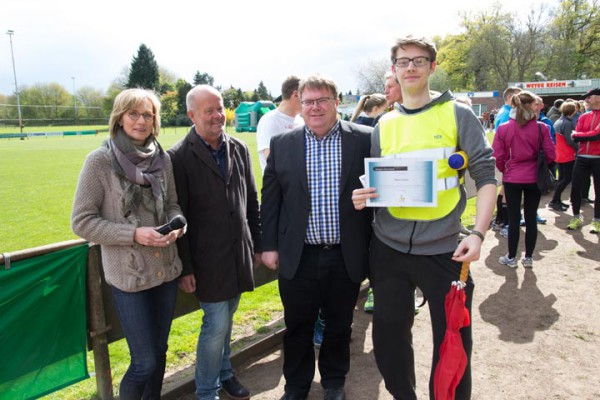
[111,279,178,400]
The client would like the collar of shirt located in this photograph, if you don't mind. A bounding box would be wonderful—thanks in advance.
[304,120,341,141]
[197,132,225,152]
[198,133,227,177]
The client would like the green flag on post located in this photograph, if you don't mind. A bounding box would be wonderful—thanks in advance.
[0,244,89,400]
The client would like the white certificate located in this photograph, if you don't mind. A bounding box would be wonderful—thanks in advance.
[364,157,437,207]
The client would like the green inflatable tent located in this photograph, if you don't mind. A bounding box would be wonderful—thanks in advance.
[234,101,275,132]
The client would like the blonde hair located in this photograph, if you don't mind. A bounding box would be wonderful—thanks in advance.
[109,89,161,137]
[510,90,537,126]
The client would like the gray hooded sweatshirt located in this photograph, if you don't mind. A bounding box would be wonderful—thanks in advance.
[371,90,496,255]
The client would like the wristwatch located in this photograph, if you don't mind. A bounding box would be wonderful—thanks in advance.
[469,229,485,241]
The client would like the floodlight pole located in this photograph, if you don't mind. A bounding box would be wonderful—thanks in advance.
[6,30,23,133]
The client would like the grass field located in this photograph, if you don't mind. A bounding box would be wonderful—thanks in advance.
[1,124,478,399]
[1,125,273,399]
[0,125,262,253]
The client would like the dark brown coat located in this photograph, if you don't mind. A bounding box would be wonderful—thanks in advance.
[168,128,261,302]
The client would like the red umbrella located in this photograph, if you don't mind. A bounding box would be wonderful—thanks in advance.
[433,262,471,400]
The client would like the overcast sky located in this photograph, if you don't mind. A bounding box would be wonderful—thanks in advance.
[1,0,549,98]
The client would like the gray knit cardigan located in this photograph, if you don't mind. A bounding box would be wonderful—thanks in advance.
[71,145,183,292]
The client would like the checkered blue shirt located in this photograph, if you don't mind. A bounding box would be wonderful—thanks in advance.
[304,122,341,245]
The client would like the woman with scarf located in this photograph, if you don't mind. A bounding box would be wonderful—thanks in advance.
[71,88,183,399]
[492,90,555,269]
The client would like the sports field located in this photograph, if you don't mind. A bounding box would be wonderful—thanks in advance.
[0,125,262,254]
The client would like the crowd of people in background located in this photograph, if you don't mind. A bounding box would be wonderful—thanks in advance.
[490,86,599,270]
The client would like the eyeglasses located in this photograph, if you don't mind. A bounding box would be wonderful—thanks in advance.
[393,56,430,68]
[301,97,334,107]
[127,111,154,122]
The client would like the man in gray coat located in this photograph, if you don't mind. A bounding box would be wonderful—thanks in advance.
[168,85,261,400]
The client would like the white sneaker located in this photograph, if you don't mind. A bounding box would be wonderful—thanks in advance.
[521,257,533,268]
[499,255,517,268]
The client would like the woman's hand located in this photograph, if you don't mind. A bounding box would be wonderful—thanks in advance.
[134,227,176,247]
[352,187,378,210]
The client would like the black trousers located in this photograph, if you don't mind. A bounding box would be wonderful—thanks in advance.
[370,236,474,400]
[570,156,600,218]
[279,244,360,396]
[504,182,542,259]
[552,161,575,204]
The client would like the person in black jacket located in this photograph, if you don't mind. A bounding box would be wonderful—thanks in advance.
[261,75,372,400]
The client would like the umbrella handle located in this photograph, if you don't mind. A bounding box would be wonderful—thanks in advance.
[460,261,470,283]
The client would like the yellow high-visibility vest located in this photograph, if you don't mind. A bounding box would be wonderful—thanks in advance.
[378,101,461,221]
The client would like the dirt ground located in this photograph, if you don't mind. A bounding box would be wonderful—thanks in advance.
[175,192,600,400]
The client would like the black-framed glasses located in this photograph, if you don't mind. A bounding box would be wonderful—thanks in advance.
[301,97,334,107]
[393,56,430,68]
[127,111,154,122]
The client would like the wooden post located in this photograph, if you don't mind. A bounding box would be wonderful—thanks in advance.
[86,244,114,400]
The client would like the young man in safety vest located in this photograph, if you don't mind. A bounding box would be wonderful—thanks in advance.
[352,36,497,400]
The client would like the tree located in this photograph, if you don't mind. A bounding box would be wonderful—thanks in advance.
[545,0,600,79]
[354,57,390,94]
[127,44,160,91]
[174,79,193,126]
[440,4,549,91]
[18,83,72,120]
[160,91,179,126]
[193,71,215,86]
[255,81,271,100]
[103,70,129,116]
[159,67,179,94]
[429,65,451,92]
[76,86,105,119]
[222,86,245,109]
[0,94,9,122]
[436,33,473,91]
[237,89,246,102]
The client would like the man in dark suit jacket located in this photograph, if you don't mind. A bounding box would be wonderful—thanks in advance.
[261,75,372,400]
[168,85,261,400]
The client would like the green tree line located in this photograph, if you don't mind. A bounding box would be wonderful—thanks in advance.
[435,0,599,92]
[358,0,599,94]
[0,44,273,127]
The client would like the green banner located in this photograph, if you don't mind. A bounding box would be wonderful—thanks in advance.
[0,244,89,400]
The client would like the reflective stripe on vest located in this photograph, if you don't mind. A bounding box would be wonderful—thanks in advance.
[378,101,460,221]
